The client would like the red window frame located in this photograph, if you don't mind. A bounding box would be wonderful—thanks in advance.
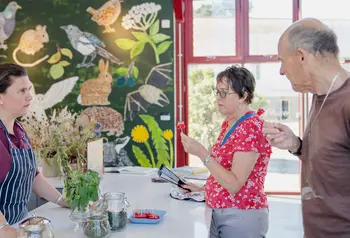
[175,0,303,195]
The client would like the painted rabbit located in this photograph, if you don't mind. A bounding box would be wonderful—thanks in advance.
[79,59,112,105]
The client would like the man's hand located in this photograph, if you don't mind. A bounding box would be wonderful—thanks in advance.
[262,121,300,152]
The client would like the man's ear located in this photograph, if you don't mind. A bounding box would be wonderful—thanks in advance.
[297,48,308,64]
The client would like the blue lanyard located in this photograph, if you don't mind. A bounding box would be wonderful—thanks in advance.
[220,113,255,147]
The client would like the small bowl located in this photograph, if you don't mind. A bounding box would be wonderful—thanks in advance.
[128,209,167,224]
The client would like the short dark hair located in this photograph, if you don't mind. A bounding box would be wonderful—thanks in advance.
[0,63,28,94]
[216,65,255,104]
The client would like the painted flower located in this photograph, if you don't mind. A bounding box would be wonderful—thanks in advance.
[121,2,162,31]
[131,125,149,143]
[163,129,173,140]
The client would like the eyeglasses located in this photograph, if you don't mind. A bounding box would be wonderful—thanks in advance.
[213,89,235,99]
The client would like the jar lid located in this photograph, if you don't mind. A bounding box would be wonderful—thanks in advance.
[19,216,50,233]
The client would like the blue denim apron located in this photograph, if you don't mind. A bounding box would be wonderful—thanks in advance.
[0,120,36,225]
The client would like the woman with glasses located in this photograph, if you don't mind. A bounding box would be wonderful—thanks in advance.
[181,65,272,238]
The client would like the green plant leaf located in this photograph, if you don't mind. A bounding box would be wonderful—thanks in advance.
[130,41,145,59]
[149,19,160,36]
[61,48,73,59]
[47,51,61,64]
[157,41,173,55]
[115,67,129,76]
[139,115,169,168]
[64,170,100,211]
[115,38,137,50]
[132,145,152,167]
[59,60,70,67]
[151,33,170,44]
[132,66,139,78]
[49,64,64,80]
[131,32,148,41]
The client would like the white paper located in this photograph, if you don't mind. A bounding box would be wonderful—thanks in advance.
[87,138,104,175]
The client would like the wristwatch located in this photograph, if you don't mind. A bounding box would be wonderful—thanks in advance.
[288,137,303,156]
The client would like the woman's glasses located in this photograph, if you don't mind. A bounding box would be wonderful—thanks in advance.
[213,89,235,99]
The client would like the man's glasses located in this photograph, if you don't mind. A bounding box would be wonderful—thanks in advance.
[213,89,235,99]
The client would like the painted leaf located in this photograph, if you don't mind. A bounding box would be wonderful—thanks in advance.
[59,60,70,67]
[49,64,64,80]
[132,66,139,78]
[131,32,148,41]
[139,115,170,168]
[157,41,173,55]
[130,41,145,59]
[115,38,137,50]
[151,33,170,44]
[61,48,73,59]
[149,19,160,36]
[115,67,129,76]
[47,51,61,64]
[132,145,152,168]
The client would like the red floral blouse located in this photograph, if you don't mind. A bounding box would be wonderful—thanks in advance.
[204,111,272,209]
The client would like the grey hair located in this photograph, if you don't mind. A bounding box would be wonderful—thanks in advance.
[288,25,339,57]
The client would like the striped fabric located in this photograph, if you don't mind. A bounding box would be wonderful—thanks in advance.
[0,120,36,225]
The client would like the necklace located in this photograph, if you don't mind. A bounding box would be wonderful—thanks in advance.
[308,71,340,133]
[303,71,340,200]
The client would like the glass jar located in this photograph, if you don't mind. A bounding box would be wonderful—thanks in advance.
[104,192,130,232]
[17,216,55,238]
[83,213,110,238]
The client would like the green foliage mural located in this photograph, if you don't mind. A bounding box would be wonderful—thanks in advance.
[0,0,175,168]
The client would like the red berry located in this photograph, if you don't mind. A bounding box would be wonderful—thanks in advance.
[257,108,265,116]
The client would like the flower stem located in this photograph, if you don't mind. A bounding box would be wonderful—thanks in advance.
[148,12,158,28]
[145,141,156,168]
[147,38,160,64]
[168,139,174,168]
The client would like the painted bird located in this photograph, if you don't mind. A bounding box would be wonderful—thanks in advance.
[60,24,123,68]
[0,1,21,50]
[87,0,123,33]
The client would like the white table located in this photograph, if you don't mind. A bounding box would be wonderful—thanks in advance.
[30,173,211,238]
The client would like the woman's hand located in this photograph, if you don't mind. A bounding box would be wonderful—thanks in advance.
[180,132,208,159]
[181,182,205,192]
[0,226,17,238]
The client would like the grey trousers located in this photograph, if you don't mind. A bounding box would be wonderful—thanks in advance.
[209,208,269,238]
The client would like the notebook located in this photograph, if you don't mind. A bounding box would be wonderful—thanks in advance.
[115,166,158,175]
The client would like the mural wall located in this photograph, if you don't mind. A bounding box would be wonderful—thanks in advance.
[0,0,175,169]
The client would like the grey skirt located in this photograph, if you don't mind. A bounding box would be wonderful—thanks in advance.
[209,207,269,238]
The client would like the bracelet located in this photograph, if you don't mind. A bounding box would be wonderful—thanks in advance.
[56,195,63,205]
[203,155,211,166]
[0,221,8,230]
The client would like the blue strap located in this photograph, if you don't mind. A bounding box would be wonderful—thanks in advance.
[220,113,255,147]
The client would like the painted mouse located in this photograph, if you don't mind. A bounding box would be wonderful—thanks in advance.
[12,24,49,67]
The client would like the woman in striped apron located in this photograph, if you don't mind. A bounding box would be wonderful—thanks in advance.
[0,64,67,237]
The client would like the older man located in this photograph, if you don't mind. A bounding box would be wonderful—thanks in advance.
[263,18,350,238]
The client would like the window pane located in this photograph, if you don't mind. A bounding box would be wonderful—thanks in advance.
[249,0,293,55]
[245,63,300,192]
[301,0,350,59]
[187,64,232,166]
[193,0,236,57]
